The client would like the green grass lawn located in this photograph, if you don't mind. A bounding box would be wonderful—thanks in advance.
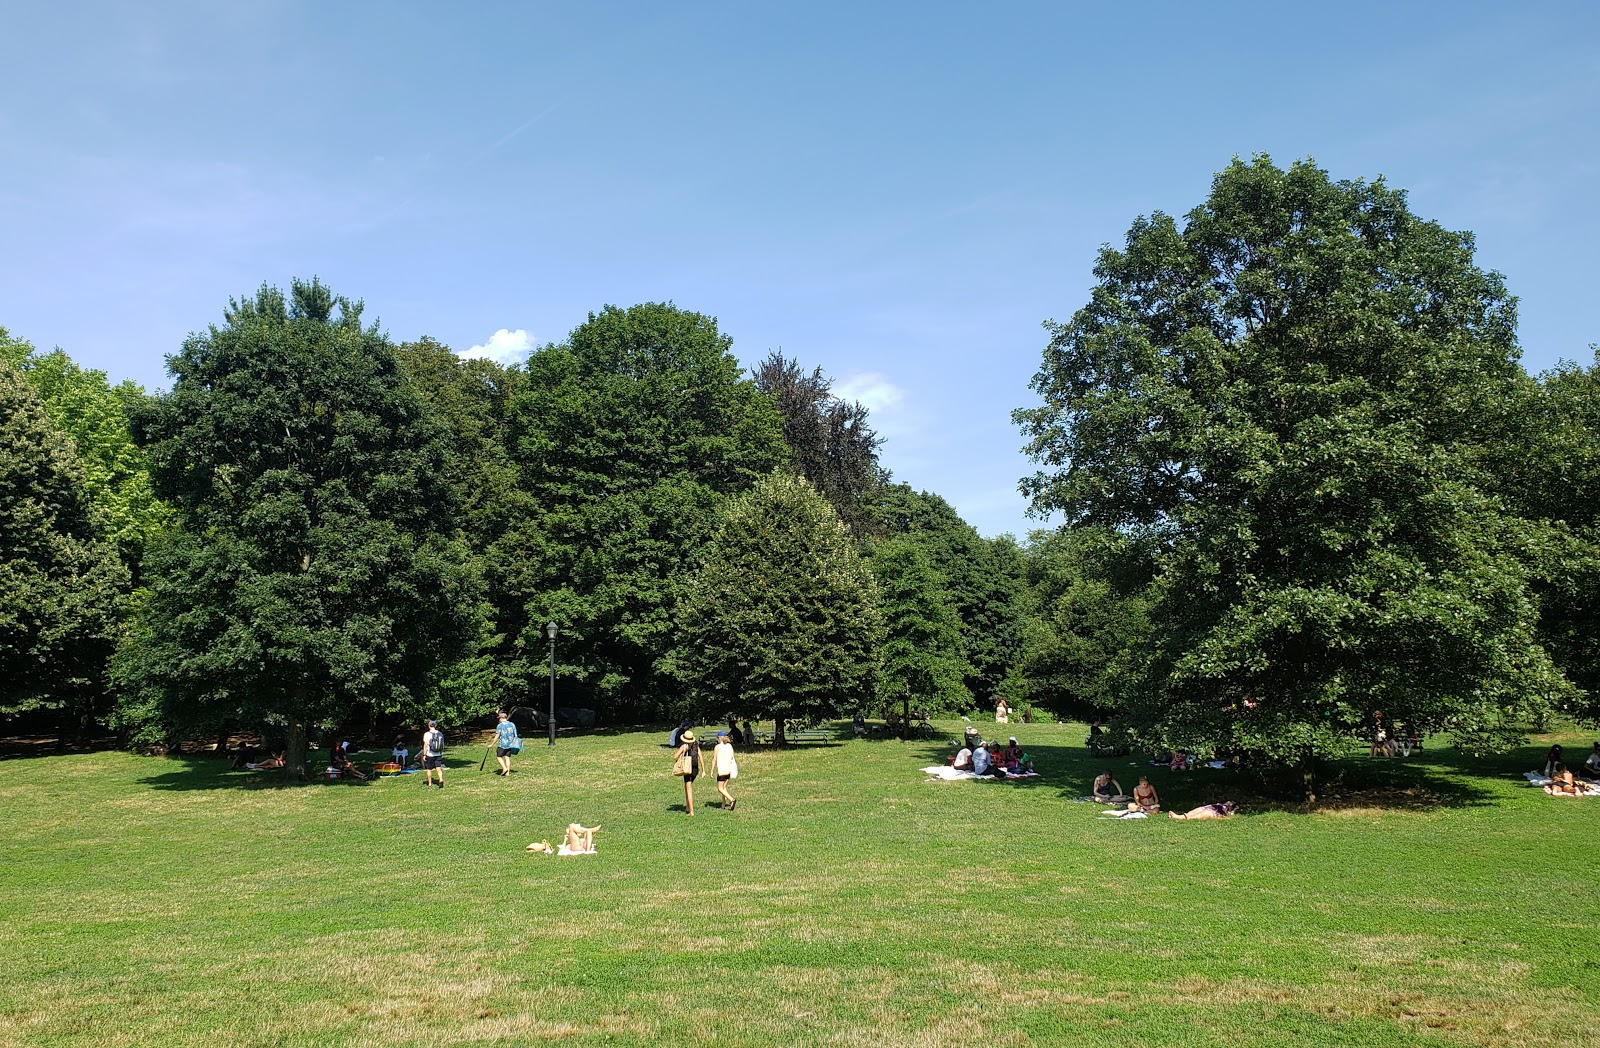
[3,721,1596,1047]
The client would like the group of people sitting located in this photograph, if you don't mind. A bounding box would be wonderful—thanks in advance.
[1093,769,1237,819]
[1542,743,1600,796]
[951,731,1032,777]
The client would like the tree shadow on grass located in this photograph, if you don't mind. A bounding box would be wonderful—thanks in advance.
[910,737,1516,813]
[134,752,437,791]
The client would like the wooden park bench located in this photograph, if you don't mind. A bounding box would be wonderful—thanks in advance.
[750,727,834,745]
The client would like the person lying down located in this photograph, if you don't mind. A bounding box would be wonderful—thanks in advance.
[1168,801,1237,819]
[528,824,602,855]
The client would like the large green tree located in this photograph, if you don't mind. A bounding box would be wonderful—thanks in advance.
[394,338,526,714]
[0,359,128,732]
[1012,526,1154,719]
[112,280,484,776]
[1014,157,1567,796]
[504,303,786,717]
[869,537,969,727]
[753,351,888,536]
[674,471,882,741]
[1495,354,1600,720]
[1,329,167,579]
[870,483,1027,705]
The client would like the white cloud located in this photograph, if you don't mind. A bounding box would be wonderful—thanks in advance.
[834,372,905,415]
[458,328,534,365]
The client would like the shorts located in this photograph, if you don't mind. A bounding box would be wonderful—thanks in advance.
[717,774,731,783]
[423,755,443,770]
[682,773,697,782]
[496,747,514,758]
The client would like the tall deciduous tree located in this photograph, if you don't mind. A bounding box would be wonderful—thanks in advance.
[870,484,1027,705]
[674,471,882,741]
[869,537,969,727]
[505,303,786,717]
[1014,157,1567,796]
[753,351,888,536]
[112,280,484,777]
[394,338,526,713]
[1012,527,1154,720]
[0,358,128,732]
[1496,353,1600,721]
[1,329,167,580]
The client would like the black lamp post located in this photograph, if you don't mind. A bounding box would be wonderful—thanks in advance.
[546,620,558,747]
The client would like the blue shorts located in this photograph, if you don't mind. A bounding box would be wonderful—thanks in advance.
[423,755,443,770]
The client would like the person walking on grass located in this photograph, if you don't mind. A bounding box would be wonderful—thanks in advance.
[673,730,700,815]
[493,711,520,777]
[422,720,445,789]
[713,730,738,811]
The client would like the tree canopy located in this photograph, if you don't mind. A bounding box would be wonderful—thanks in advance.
[504,303,787,717]
[753,351,888,536]
[112,279,484,776]
[674,471,882,738]
[869,537,970,725]
[1014,156,1568,792]
[0,358,128,728]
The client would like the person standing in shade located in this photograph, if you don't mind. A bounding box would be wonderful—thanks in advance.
[422,720,445,789]
[713,730,738,810]
[673,730,700,815]
[493,710,520,777]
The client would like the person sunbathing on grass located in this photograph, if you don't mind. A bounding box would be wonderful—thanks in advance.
[1092,771,1125,802]
[1132,776,1160,813]
[1544,745,1564,778]
[240,751,286,770]
[563,823,601,853]
[1544,765,1583,797]
[1169,801,1237,820]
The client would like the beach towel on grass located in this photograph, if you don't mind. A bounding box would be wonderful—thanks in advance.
[556,845,596,856]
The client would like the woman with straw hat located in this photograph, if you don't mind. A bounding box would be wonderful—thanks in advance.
[672,730,700,815]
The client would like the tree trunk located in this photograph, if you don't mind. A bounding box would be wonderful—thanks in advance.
[774,717,786,746]
[902,697,911,740]
[1297,754,1318,805]
[215,723,231,758]
[287,719,309,781]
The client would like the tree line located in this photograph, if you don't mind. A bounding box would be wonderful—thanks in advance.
[4,155,1596,791]
[2,290,1027,777]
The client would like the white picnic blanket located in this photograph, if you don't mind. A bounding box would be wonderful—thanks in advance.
[921,766,1039,782]
[1524,771,1600,795]
[556,845,596,856]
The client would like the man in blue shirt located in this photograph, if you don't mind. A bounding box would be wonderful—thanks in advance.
[494,711,521,777]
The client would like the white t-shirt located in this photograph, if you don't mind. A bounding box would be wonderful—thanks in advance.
[423,729,443,756]
[954,747,973,769]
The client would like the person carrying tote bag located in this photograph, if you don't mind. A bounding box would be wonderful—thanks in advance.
[712,730,739,811]
[672,730,700,815]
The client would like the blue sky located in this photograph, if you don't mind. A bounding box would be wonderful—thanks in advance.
[3,1,1596,538]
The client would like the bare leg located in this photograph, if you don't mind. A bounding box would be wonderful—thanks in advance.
[717,779,734,809]
[684,778,695,815]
